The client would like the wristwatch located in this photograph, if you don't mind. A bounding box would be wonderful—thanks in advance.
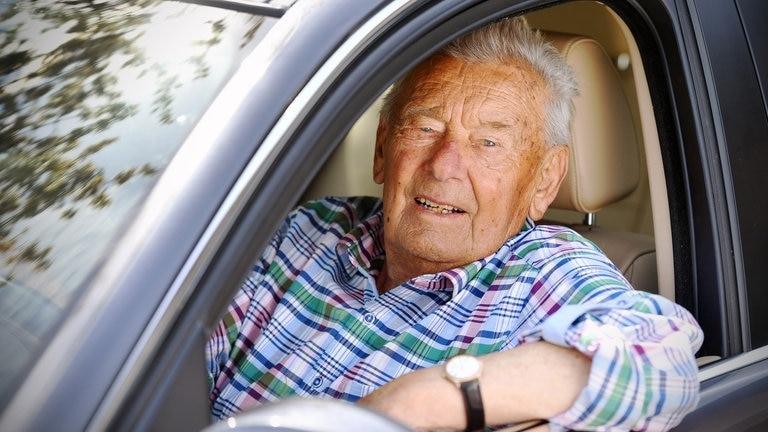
[444,354,485,432]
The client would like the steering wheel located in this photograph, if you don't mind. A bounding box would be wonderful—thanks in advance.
[201,397,412,432]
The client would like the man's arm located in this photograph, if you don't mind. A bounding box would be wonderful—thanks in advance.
[359,341,590,430]
[360,290,703,431]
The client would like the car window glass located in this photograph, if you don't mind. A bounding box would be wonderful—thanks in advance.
[0,0,276,399]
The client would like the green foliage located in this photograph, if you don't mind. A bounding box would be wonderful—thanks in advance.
[0,0,264,276]
[0,0,181,271]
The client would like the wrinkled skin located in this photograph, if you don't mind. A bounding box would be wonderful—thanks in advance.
[373,55,568,292]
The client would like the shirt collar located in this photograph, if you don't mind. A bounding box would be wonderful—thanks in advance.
[336,211,385,277]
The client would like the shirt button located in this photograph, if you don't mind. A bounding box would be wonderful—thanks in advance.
[311,375,323,388]
[363,313,376,324]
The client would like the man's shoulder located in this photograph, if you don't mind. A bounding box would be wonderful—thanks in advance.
[517,222,591,245]
[511,223,609,266]
[290,196,383,231]
[298,196,382,217]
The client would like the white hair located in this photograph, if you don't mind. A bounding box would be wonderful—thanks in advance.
[381,16,578,147]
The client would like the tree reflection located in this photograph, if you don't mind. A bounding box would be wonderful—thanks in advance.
[0,1,260,274]
[0,0,268,404]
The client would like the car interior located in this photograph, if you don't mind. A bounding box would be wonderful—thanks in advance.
[7,2,763,430]
[303,2,671,298]
[299,2,740,380]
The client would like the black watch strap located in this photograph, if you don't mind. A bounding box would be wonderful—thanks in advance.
[460,379,485,432]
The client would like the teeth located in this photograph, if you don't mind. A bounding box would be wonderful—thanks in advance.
[415,197,465,214]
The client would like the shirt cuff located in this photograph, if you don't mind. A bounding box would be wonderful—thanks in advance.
[540,297,631,347]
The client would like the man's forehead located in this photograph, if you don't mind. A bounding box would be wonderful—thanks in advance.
[401,104,518,129]
[401,85,531,123]
[416,54,541,83]
[409,58,544,95]
[392,56,547,125]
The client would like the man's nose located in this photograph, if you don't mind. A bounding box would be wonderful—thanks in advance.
[427,137,466,180]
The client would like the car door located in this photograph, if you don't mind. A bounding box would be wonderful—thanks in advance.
[5,0,765,430]
[668,0,768,428]
[98,0,768,429]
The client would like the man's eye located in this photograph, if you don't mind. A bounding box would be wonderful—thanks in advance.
[420,127,434,133]
[482,139,497,147]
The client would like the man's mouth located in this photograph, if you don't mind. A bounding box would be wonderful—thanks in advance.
[415,197,466,214]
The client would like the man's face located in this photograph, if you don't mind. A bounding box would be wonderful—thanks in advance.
[374,55,557,275]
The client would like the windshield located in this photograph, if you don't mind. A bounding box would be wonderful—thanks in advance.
[0,0,277,401]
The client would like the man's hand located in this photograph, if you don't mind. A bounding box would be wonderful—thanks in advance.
[358,341,591,431]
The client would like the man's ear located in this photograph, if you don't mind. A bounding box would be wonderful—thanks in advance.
[373,116,387,185]
[529,145,569,220]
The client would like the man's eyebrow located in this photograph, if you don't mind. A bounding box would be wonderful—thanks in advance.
[480,120,515,129]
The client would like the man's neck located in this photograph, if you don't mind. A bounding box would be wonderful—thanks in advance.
[375,262,396,294]
[374,257,451,294]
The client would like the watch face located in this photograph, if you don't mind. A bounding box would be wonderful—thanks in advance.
[445,355,482,382]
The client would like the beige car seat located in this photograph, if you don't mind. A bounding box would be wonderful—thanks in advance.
[543,32,657,293]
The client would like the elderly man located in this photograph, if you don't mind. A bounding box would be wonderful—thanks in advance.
[206,17,703,431]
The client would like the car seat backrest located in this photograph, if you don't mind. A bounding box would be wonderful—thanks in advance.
[543,31,657,294]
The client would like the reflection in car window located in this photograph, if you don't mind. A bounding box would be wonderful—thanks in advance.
[0,0,275,400]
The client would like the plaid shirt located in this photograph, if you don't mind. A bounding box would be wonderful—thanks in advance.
[207,196,703,431]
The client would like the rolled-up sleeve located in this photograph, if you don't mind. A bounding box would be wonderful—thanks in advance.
[523,290,703,431]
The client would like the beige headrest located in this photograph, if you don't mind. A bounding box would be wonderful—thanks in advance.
[545,32,640,213]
